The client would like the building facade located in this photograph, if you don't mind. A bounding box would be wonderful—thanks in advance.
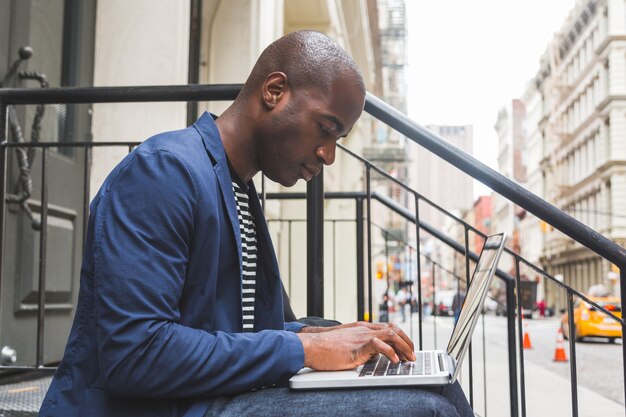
[473,195,493,253]
[492,100,527,274]
[524,0,624,306]
[408,125,474,232]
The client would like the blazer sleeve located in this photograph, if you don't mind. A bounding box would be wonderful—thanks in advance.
[284,322,306,332]
[93,149,304,398]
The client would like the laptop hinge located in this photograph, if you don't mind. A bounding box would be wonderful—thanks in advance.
[446,355,456,378]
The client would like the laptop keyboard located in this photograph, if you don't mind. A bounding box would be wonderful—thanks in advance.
[359,352,435,377]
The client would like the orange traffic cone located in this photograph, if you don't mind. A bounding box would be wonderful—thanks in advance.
[523,319,532,349]
[554,328,568,362]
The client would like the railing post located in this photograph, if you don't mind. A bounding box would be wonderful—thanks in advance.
[365,166,373,322]
[356,198,365,321]
[432,262,437,349]
[566,291,579,417]
[465,228,474,408]
[515,259,527,417]
[505,278,520,417]
[36,148,49,367]
[82,146,92,246]
[621,266,626,417]
[0,102,6,319]
[332,220,337,318]
[414,194,423,349]
[384,231,389,300]
[306,168,324,317]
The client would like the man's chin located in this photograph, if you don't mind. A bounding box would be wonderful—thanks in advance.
[265,172,299,188]
[281,177,299,187]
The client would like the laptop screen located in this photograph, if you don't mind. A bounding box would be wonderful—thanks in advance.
[445,233,506,378]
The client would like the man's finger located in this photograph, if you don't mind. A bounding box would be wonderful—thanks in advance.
[391,324,415,354]
[370,337,399,363]
[356,321,386,330]
[377,328,416,362]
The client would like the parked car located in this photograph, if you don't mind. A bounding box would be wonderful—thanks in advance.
[433,291,455,317]
[434,302,453,317]
[561,296,622,343]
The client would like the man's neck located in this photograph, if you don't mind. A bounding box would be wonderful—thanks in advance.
[215,105,258,183]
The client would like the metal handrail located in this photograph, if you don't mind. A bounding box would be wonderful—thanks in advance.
[1,84,624,416]
[1,84,622,263]
[0,84,626,258]
[364,93,626,269]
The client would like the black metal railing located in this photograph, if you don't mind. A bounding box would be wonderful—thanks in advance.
[1,84,624,417]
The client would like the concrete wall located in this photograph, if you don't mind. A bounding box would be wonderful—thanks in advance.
[90,0,191,197]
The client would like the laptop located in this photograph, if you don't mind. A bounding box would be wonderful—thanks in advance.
[290,232,507,389]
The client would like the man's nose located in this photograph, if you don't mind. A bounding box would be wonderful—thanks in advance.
[316,143,336,166]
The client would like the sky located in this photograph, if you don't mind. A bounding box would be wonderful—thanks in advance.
[405,0,578,197]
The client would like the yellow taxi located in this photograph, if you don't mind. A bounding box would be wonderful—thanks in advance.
[561,296,622,343]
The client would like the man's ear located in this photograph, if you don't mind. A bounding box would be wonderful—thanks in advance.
[262,72,288,109]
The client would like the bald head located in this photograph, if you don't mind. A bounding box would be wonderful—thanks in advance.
[239,30,365,99]
[218,30,366,186]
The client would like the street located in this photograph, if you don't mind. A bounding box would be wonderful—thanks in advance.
[394,312,625,417]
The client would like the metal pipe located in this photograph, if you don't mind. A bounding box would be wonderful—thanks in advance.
[481,311,488,417]
[505,278,520,417]
[356,199,365,321]
[332,220,337,318]
[0,84,242,105]
[414,194,423,350]
[567,292,579,417]
[515,259,527,417]
[306,168,324,317]
[0,103,7,325]
[1,141,141,147]
[186,0,202,126]
[82,146,92,246]
[432,262,437,349]
[288,221,292,295]
[621,267,626,414]
[366,166,373,322]
[408,249,414,341]
[465,228,474,408]
[36,148,49,367]
[384,231,389,303]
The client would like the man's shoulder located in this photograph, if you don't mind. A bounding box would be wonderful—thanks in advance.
[141,126,203,156]
[136,126,213,174]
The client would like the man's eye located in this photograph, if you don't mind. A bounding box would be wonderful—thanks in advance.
[319,124,332,137]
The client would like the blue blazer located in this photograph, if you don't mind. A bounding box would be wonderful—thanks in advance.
[39,113,305,417]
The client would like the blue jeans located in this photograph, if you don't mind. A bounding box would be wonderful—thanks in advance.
[204,381,472,416]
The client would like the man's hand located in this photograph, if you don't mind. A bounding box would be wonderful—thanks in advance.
[297,323,415,371]
[298,321,390,334]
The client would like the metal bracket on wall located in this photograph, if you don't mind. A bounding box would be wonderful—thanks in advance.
[1,46,48,231]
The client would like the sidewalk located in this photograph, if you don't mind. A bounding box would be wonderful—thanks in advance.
[397,314,624,417]
[0,373,51,416]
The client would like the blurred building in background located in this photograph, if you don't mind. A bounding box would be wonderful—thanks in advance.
[473,195,493,253]
[410,124,474,231]
[517,0,624,308]
[492,99,527,275]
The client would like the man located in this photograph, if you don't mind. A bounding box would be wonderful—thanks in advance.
[452,288,466,325]
[40,31,472,417]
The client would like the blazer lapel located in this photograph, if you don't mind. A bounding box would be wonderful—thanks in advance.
[194,113,242,269]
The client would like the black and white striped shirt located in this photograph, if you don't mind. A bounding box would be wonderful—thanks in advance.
[232,180,257,332]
